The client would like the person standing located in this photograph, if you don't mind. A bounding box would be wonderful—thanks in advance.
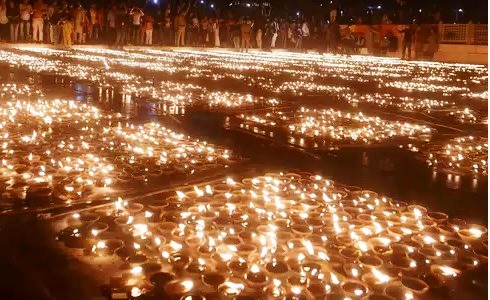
[95,4,104,42]
[219,18,228,47]
[143,13,153,45]
[240,18,252,52]
[270,17,278,48]
[163,4,171,45]
[106,4,116,45]
[200,16,208,46]
[88,4,99,42]
[294,22,303,50]
[231,19,240,49]
[61,15,72,48]
[155,8,163,45]
[255,25,262,49]
[31,0,46,43]
[46,1,55,43]
[330,21,340,53]
[188,13,198,46]
[280,19,287,48]
[425,28,438,60]
[301,20,310,50]
[212,18,219,47]
[129,6,143,45]
[114,4,126,49]
[0,0,8,42]
[174,2,188,47]
[19,0,32,41]
[330,7,337,23]
[7,0,19,43]
[398,24,413,59]
[48,1,62,44]
[73,3,85,44]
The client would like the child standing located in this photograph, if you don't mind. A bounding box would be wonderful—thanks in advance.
[144,14,153,45]
[61,17,73,48]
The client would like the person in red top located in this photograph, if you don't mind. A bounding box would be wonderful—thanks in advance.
[32,0,46,42]
[144,13,153,45]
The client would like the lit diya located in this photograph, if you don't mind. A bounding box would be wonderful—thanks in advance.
[218,280,245,297]
[185,259,207,279]
[164,279,195,297]
[245,264,269,288]
[227,259,248,277]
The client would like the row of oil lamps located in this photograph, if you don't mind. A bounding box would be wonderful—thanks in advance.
[237,107,433,145]
[407,136,488,176]
[0,96,234,207]
[56,171,487,299]
[0,47,486,120]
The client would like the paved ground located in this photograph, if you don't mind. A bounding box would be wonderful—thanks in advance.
[0,47,486,299]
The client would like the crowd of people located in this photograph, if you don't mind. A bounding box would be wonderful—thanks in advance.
[0,0,438,59]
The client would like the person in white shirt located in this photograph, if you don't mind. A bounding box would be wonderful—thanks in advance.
[129,6,143,45]
[19,0,32,41]
[32,0,46,43]
[270,18,278,48]
[212,18,220,47]
[301,21,310,50]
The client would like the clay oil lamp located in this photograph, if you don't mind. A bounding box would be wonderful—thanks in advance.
[245,264,269,289]
[93,238,124,256]
[202,271,226,289]
[58,226,86,249]
[457,224,487,242]
[197,238,217,259]
[227,258,248,277]
[184,234,204,249]
[340,246,361,263]
[75,212,100,227]
[168,251,191,274]
[164,279,195,298]
[341,280,369,298]
[369,237,393,258]
[218,280,245,298]
[287,274,309,288]
[150,271,175,288]
[400,276,429,295]
[426,211,448,224]
[264,279,287,299]
[308,280,334,299]
[185,258,207,280]
[362,271,389,294]
[284,285,308,300]
[344,263,363,280]
[266,259,289,279]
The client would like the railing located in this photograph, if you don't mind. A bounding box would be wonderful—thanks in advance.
[473,24,488,44]
[439,23,488,45]
[350,24,487,45]
[440,24,467,43]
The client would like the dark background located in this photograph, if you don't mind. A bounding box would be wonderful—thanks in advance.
[64,0,488,23]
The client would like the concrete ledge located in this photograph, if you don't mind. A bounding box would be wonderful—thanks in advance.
[435,44,488,65]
